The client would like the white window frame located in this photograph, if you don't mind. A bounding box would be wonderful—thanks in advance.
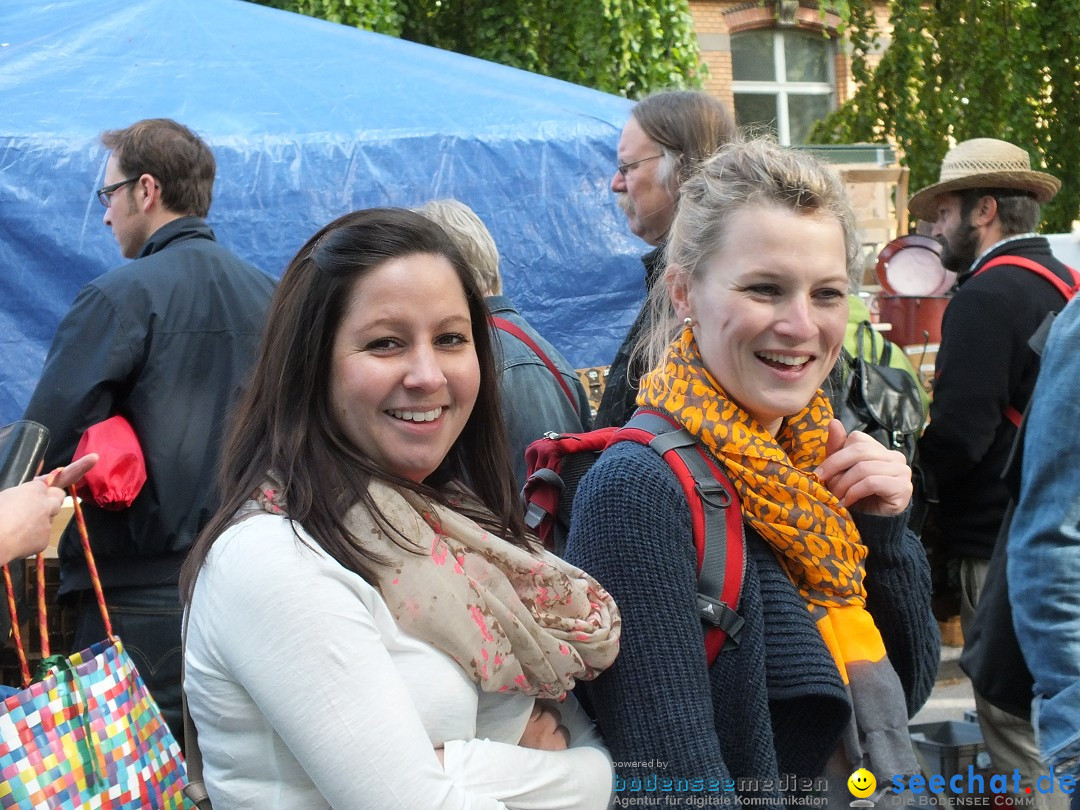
[731,29,836,145]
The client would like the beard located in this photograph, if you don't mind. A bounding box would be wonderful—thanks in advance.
[938,220,980,274]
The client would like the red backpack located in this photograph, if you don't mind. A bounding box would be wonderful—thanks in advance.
[523,408,746,663]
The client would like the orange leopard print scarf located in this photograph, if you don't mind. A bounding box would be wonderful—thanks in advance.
[638,327,889,681]
[639,326,866,607]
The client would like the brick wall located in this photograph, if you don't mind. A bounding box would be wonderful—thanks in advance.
[689,0,732,104]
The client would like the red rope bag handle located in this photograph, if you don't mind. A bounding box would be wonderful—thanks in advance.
[1,467,114,688]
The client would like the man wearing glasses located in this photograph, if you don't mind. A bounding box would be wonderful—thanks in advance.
[595,90,736,428]
[23,118,275,751]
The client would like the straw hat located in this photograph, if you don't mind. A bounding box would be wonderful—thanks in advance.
[908,138,1060,222]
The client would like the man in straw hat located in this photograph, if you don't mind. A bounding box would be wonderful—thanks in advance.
[911,138,1071,808]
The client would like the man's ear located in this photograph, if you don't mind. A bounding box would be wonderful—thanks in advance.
[669,152,685,194]
[137,174,159,211]
[666,264,693,321]
[972,194,998,227]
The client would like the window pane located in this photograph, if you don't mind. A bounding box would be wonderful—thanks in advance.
[788,94,833,144]
[784,32,830,83]
[733,93,779,138]
[732,31,775,82]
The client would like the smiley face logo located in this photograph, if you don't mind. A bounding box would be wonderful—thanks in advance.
[848,768,876,798]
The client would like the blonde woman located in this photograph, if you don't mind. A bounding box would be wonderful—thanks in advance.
[566,140,939,807]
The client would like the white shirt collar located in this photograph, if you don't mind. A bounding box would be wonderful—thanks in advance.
[968,232,1041,274]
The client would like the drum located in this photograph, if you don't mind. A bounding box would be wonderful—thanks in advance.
[877,295,950,347]
[875,235,954,347]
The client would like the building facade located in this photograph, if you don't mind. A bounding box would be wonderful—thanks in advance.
[690,0,891,145]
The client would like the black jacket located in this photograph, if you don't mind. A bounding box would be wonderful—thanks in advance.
[24,217,276,593]
[594,245,665,429]
[918,235,1074,560]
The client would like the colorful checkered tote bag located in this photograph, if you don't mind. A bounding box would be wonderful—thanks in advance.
[0,476,187,809]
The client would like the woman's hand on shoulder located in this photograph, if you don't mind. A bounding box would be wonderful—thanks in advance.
[814,420,912,516]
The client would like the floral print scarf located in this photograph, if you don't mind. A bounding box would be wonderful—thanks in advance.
[257,476,620,700]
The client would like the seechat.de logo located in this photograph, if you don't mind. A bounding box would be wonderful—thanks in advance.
[891,766,1077,802]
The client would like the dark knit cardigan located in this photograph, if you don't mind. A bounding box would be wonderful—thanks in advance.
[565,440,940,806]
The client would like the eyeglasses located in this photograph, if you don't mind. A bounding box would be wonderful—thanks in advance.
[96,177,139,208]
[617,154,663,177]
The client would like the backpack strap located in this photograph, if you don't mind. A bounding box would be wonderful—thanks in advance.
[975,255,1080,301]
[490,316,579,415]
[615,409,746,662]
[855,320,890,365]
[1003,404,1024,429]
[974,256,1079,429]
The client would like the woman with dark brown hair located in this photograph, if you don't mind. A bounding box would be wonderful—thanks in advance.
[181,208,619,809]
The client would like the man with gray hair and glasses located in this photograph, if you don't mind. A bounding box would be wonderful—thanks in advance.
[596,90,736,428]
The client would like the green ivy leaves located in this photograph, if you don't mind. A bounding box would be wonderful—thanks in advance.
[809,0,1079,232]
[250,0,704,99]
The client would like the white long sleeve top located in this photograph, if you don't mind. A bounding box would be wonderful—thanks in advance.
[184,510,613,809]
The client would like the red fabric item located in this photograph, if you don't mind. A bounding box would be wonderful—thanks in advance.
[71,415,146,510]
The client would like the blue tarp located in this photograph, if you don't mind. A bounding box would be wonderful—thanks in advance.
[0,0,644,425]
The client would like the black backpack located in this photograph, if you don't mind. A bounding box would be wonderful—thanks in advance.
[825,322,926,463]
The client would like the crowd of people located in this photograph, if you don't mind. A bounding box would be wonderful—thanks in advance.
[3,92,1077,809]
